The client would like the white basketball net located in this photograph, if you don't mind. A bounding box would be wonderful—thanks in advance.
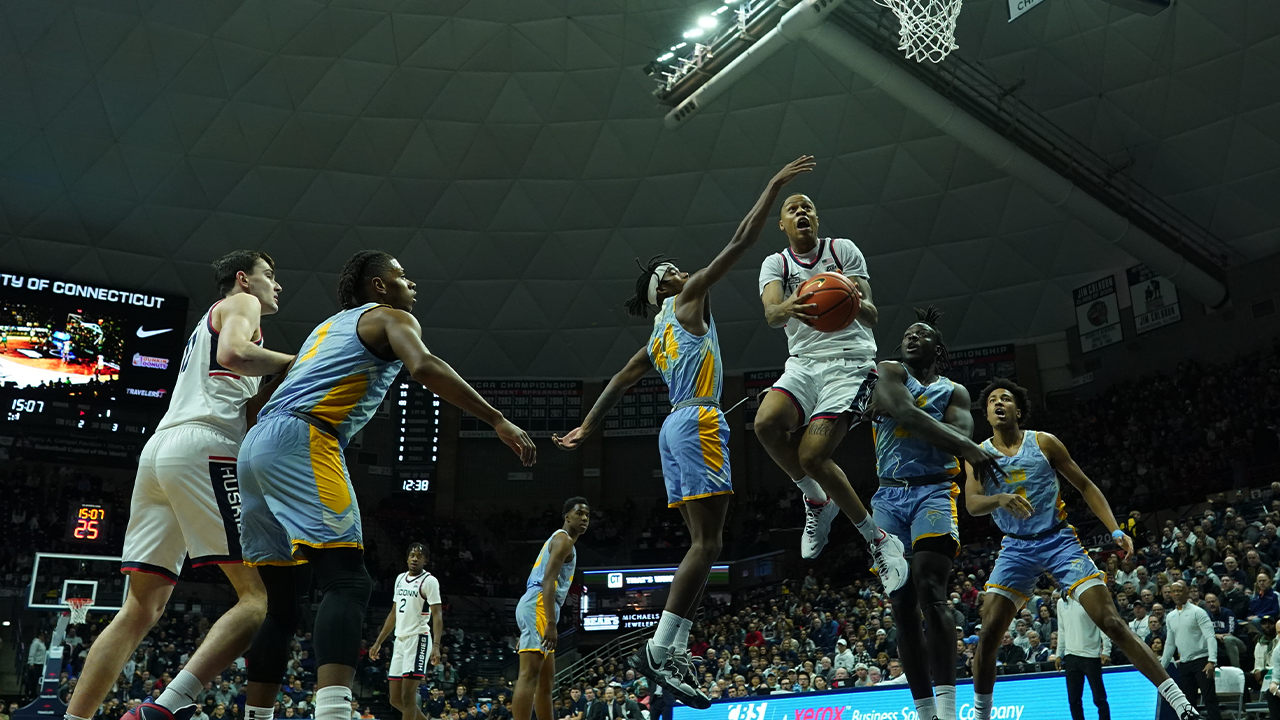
[873,0,963,63]
[67,598,93,625]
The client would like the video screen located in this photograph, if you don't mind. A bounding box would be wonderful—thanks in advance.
[0,303,127,388]
[0,272,187,403]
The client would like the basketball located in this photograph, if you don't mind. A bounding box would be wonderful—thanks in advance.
[798,272,860,333]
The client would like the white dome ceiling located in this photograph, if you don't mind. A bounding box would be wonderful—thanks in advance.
[0,0,1274,377]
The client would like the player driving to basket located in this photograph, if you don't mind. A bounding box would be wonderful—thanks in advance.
[553,157,815,708]
[369,543,443,720]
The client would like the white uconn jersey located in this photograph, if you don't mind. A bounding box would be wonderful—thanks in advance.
[156,302,262,440]
[394,571,441,639]
[758,237,877,361]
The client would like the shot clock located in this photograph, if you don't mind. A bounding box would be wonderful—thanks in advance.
[66,502,110,544]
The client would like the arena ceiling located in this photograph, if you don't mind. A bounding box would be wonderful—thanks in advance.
[0,0,1275,377]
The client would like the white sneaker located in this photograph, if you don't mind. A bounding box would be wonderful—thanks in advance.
[801,499,840,559]
[871,531,909,594]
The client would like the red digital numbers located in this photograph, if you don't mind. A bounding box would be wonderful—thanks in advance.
[73,517,99,540]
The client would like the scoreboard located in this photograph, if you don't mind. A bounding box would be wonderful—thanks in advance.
[66,502,110,544]
[459,381,582,437]
[394,378,439,492]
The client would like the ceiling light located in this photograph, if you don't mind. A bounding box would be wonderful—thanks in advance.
[683,27,705,38]
[656,53,675,62]
[697,16,718,28]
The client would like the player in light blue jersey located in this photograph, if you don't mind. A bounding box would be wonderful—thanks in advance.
[239,251,537,720]
[553,157,815,708]
[512,497,590,720]
[869,307,1002,720]
[966,379,1202,720]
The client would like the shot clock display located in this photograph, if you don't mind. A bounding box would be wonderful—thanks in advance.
[394,376,439,492]
[66,502,110,543]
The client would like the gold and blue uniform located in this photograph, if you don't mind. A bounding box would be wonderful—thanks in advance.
[239,303,402,565]
[515,529,577,654]
[869,368,961,557]
[648,297,732,508]
[982,430,1104,606]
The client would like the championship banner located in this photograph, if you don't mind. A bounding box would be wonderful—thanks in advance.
[946,344,1016,402]
[1074,275,1123,353]
[1127,264,1181,334]
[602,376,669,437]
[459,380,582,438]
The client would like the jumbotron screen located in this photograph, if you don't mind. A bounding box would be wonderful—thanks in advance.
[0,271,188,464]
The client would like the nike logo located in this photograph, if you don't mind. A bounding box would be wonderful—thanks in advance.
[136,327,173,338]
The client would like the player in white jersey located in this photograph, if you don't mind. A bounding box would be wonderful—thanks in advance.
[754,194,908,590]
[66,251,295,720]
[370,544,443,720]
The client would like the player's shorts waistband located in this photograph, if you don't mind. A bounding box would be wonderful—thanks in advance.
[671,397,719,411]
[878,473,954,488]
[1004,520,1070,541]
[153,420,242,445]
[287,410,339,438]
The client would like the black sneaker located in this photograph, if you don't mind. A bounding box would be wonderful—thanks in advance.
[668,651,711,709]
[627,642,709,709]
[1178,710,1203,720]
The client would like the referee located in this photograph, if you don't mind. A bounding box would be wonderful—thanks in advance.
[1161,581,1221,720]
[1057,594,1112,720]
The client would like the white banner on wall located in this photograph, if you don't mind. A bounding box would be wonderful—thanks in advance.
[1127,264,1181,334]
[1074,275,1123,353]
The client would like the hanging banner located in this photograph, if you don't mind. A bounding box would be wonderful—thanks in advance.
[1074,275,1123,353]
[1127,264,1181,334]
[946,344,1017,404]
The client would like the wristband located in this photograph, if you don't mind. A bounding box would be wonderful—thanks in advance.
[1111,529,1125,540]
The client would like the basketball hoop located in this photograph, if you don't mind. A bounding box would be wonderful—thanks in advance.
[872,0,963,63]
[66,598,93,625]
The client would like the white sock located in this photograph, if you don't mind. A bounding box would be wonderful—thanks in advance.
[795,476,828,504]
[672,617,693,654]
[854,514,883,543]
[156,669,204,711]
[913,697,936,720]
[973,692,993,720]
[1158,678,1194,716]
[649,611,683,664]
[934,685,956,720]
[65,714,90,720]
[315,686,354,720]
[246,705,275,720]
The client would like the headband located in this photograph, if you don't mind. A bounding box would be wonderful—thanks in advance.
[647,262,677,307]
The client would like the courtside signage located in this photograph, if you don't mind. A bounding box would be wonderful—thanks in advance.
[674,667,1157,720]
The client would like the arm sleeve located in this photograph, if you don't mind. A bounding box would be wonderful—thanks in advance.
[758,254,783,296]
[1198,608,1218,663]
[832,238,870,279]
[422,576,442,605]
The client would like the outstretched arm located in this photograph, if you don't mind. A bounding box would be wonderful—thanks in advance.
[1039,432,1132,555]
[215,293,294,376]
[872,363,983,459]
[680,157,815,302]
[553,346,652,449]
[380,309,536,466]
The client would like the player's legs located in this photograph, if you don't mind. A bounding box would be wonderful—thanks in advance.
[174,564,267,687]
[888,576,933,704]
[389,678,428,720]
[512,651,545,720]
[535,651,556,720]
[913,546,958,717]
[753,390,806,481]
[666,494,729,618]
[972,592,1019,696]
[308,547,373,689]
[1076,584,1169,685]
[245,565,311,710]
[797,417,868,522]
[66,573,174,718]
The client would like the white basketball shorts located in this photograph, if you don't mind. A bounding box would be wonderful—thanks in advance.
[388,634,433,679]
[769,356,878,429]
[121,423,244,582]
